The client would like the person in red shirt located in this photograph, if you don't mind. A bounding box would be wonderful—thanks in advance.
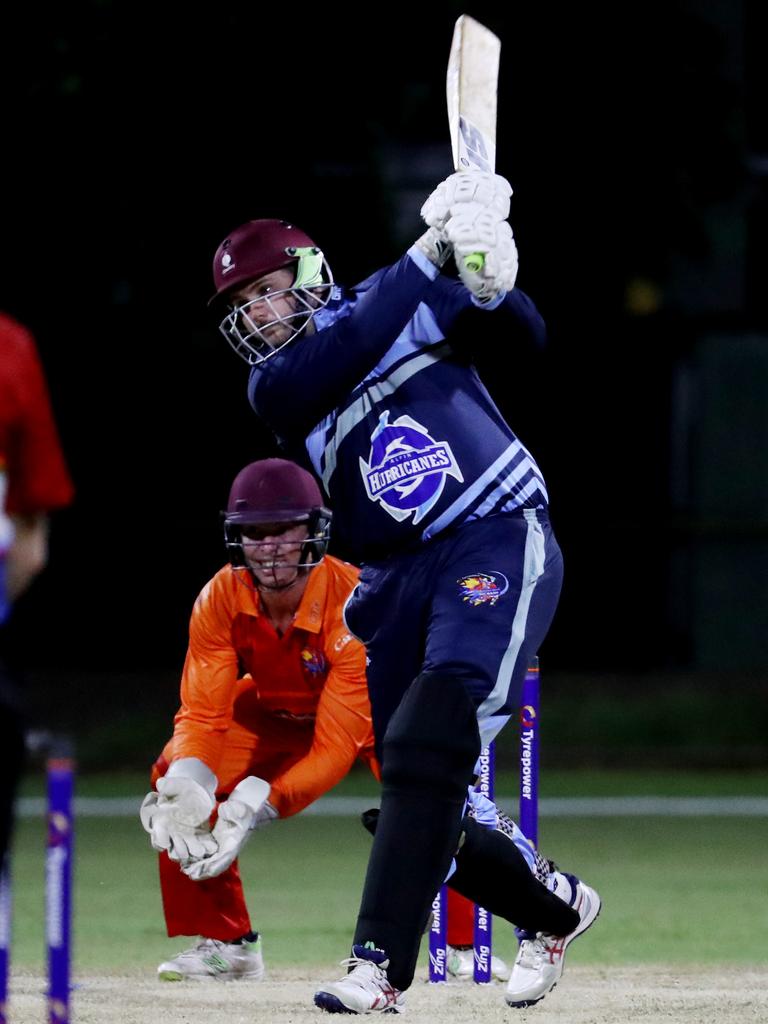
[0,311,74,864]
[0,313,74,622]
[140,458,380,982]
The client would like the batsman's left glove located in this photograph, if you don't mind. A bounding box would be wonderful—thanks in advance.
[446,213,519,302]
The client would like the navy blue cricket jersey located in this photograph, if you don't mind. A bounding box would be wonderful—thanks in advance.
[248,246,548,564]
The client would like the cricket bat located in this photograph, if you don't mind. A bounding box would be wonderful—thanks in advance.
[445,14,501,272]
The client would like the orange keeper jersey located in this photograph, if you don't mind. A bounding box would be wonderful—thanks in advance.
[172,555,378,817]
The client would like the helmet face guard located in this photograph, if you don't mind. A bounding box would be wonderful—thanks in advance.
[211,220,334,367]
[224,508,332,589]
[221,459,332,591]
[219,252,333,366]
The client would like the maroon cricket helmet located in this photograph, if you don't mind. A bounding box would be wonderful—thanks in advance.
[225,458,327,525]
[209,219,320,306]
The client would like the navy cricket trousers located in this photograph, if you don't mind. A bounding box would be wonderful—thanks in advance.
[344,507,564,764]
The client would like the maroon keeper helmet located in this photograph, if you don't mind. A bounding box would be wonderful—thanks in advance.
[210,219,321,305]
[225,459,328,525]
[223,459,332,572]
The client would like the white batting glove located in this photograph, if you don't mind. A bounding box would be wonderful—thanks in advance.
[139,757,218,864]
[420,171,512,232]
[413,226,453,269]
[182,776,276,881]
[447,215,519,302]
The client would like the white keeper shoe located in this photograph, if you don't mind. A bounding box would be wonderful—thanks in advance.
[314,944,405,1014]
[446,944,510,982]
[505,873,601,1008]
[157,934,265,981]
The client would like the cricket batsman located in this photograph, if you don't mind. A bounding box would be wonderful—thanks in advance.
[204,167,602,1012]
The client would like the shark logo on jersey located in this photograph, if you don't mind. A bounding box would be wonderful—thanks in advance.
[359,412,463,523]
[457,572,509,606]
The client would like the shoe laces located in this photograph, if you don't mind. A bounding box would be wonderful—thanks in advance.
[339,954,385,973]
[338,955,389,987]
[517,933,564,969]
[170,938,223,960]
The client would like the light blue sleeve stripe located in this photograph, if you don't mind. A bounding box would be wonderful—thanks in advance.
[464,462,548,522]
[320,344,451,490]
[306,411,335,477]
[305,306,447,489]
[366,303,444,380]
[421,440,522,539]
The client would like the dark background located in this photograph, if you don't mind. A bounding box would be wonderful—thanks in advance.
[2,1,766,764]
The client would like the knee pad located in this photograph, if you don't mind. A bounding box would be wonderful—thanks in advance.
[354,674,481,988]
[381,671,481,801]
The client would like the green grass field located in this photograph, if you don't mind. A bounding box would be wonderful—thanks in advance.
[17,764,768,799]
[7,769,768,976]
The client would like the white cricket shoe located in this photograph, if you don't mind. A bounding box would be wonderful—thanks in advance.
[446,944,510,982]
[157,934,265,981]
[314,944,405,1014]
[505,873,601,1007]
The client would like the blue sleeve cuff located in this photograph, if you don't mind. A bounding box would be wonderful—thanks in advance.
[407,244,440,281]
[471,290,507,310]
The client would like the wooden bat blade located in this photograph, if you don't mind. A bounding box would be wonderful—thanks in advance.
[446,14,501,173]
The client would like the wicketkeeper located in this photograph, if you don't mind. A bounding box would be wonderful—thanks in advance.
[140,458,380,981]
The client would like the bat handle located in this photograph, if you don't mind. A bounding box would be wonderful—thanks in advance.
[463,252,485,273]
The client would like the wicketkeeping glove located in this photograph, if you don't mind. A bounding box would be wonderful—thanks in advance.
[139,757,218,864]
[182,776,276,881]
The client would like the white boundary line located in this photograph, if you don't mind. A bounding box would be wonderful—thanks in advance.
[15,795,768,818]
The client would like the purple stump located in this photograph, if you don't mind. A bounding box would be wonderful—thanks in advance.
[472,743,494,983]
[428,886,447,982]
[46,756,74,1024]
[0,857,10,1024]
[519,658,540,848]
